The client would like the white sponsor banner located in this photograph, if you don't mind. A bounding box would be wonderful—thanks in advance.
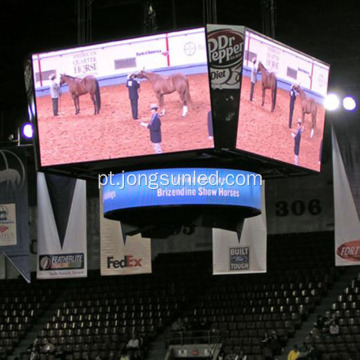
[332,129,360,266]
[100,191,151,275]
[0,203,17,246]
[37,173,87,279]
[213,182,266,274]
[32,28,207,88]
[244,30,329,96]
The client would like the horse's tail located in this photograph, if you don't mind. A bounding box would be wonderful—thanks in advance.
[95,80,101,112]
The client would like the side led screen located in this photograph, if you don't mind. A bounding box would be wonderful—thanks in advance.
[236,29,329,171]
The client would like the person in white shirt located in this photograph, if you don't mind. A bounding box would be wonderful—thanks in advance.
[49,73,60,116]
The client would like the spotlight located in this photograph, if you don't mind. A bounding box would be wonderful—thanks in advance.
[22,123,33,139]
[324,94,340,111]
[343,96,357,111]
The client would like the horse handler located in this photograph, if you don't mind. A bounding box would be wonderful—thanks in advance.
[126,73,140,119]
[291,119,304,165]
[289,84,297,128]
[140,104,162,154]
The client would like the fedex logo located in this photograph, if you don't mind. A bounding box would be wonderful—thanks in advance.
[107,255,142,268]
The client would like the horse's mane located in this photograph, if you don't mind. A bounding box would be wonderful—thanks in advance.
[295,85,305,96]
[62,74,78,79]
[258,62,270,74]
[141,71,159,78]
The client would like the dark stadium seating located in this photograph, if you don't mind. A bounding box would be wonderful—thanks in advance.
[1,232,355,360]
[304,270,360,360]
[0,280,58,359]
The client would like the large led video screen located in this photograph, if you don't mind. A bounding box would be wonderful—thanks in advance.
[101,167,262,231]
[236,29,329,172]
[31,28,212,168]
[102,168,262,212]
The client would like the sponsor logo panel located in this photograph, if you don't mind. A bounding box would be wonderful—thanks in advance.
[229,246,249,270]
[107,255,142,269]
[207,28,244,89]
[0,203,17,246]
[39,253,85,271]
[337,240,360,262]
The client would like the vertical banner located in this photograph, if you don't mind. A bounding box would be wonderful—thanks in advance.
[0,148,30,282]
[100,190,152,276]
[37,172,87,279]
[213,181,266,274]
[332,128,360,266]
[206,24,245,150]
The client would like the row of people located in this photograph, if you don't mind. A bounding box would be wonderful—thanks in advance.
[29,331,146,360]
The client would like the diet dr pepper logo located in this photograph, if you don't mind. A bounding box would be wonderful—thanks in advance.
[207,28,244,89]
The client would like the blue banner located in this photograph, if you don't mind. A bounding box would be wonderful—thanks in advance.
[0,148,30,282]
[102,168,262,213]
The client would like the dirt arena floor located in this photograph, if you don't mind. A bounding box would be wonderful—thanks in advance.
[237,77,325,172]
[36,73,324,172]
[35,73,212,166]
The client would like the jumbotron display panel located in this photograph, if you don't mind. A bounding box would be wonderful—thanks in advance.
[30,28,212,169]
[236,29,330,172]
[102,168,262,211]
[102,167,262,229]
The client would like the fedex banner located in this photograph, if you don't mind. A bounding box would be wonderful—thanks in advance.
[100,190,151,276]
[102,168,262,212]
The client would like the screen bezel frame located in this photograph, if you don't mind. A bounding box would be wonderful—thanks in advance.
[26,25,330,181]
[28,26,215,175]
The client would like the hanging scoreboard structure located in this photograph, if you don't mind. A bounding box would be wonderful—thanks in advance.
[25,24,329,179]
[25,25,330,234]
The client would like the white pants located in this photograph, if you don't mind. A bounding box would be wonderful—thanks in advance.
[294,155,299,165]
[153,143,162,154]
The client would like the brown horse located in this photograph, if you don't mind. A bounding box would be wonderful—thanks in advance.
[257,62,277,112]
[60,74,101,115]
[134,70,191,117]
[294,85,317,138]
